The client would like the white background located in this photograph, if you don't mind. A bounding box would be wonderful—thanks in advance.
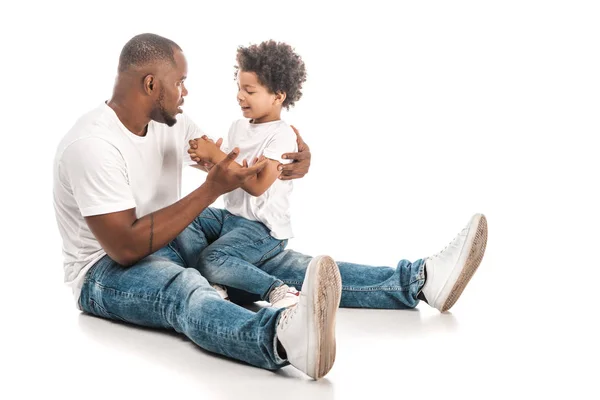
[1,1,599,399]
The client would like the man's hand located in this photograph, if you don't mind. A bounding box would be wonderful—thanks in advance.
[189,136,223,172]
[205,148,268,195]
[278,125,311,180]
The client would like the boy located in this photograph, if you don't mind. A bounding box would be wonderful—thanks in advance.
[188,40,306,308]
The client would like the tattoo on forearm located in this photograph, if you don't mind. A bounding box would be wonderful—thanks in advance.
[149,213,154,254]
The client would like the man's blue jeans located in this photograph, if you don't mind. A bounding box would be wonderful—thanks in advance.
[79,208,426,370]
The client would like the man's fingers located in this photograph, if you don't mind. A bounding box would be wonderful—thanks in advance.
[238,157,268,176]
[290,125,308,150]
[218,147,239,168]
[290,125,301,140]
[279,172,304,180]
[281,151,310,161]
[216,137,223,149]
[242,159,248,168]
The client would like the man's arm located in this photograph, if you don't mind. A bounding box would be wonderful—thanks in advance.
[85,149,267,266]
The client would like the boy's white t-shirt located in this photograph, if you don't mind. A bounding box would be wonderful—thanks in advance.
[222,119,298,240]
[53,103,202,307]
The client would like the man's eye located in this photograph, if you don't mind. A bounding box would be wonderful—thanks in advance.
[247,91,255,94]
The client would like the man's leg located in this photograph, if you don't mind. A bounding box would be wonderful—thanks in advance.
[79,249,286,370]
[79,218,344,379]
[197,214,288,301]
[256,251,425,309]
[254,214,488,312]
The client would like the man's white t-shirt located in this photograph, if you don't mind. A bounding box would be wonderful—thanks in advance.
[53,103,202,307]
[222,119,297,240]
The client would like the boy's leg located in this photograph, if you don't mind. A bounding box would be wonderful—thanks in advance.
[255,214,488,312]
[197,214,287,301]
[169,207,228,269]
[79,243,342,379]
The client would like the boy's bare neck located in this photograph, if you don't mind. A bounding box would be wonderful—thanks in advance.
[251,110,282,124]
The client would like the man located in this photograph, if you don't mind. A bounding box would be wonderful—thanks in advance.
[53,33,487,380]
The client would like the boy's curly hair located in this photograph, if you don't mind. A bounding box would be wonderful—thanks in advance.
[235,40,307,110]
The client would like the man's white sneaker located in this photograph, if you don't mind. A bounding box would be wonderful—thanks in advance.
[421,213,488,312]
[269,284,300,308]
[276,255,342,380]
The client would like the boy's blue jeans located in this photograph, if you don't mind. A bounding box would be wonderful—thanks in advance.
[198,209,288,300]
[79,208,426,370]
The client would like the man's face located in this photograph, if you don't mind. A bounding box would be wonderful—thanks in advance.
[236,70,277,122]
[151,50,188,126]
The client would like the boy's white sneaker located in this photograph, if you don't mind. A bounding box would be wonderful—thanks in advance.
[276,255,342,379]
[269,284,300,308]
[421,214,488,312]
[210,283,230,301]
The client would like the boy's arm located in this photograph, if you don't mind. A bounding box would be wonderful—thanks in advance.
[189,137,281,197]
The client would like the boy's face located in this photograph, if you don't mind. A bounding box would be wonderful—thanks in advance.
[236,70,279,122]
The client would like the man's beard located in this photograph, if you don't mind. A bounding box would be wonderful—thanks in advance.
[152,88,178,127]
[160,107,177,127]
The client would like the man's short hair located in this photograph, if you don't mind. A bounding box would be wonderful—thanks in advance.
[118,33,182,73]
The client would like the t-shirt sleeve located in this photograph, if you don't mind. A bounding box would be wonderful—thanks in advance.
[182,114,206,167]
[262,125,298,164]
[220,121,237,154]
[60,138,136,217]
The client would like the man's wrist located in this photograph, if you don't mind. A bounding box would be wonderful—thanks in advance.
[196,180,222,202]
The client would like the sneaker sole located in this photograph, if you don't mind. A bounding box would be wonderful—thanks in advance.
[311,255,342,379]
[440,214,488,312]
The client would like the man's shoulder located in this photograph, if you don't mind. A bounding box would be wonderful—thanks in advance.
[56,105,121,160]
[64,104,117,140]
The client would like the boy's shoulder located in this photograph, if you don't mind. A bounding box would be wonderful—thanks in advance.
[268,120,295,138]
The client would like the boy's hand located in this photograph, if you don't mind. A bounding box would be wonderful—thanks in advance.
[188,136,222,168]
[278,125,311,180]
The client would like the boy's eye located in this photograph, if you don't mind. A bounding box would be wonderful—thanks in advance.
[246,91,255,94]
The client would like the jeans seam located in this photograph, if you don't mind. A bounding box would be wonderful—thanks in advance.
[259,239,285,263]
[167,243,186,265]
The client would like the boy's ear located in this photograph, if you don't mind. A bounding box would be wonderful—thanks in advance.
[274,91,287,106]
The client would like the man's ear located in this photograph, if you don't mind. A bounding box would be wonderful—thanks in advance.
[143,74,156,95]
[274,91,287,106]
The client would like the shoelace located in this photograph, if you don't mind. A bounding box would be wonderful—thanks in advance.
[279,305,298,327]
[430,226,468,260]
[269,284,298,304]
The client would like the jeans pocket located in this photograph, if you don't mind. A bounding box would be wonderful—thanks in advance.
[259,240,286,263]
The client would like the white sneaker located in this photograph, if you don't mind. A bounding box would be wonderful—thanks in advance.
[421,214,488,312]
[276,255,342,380]
[210,283,230,301]
[269,284,300,308]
